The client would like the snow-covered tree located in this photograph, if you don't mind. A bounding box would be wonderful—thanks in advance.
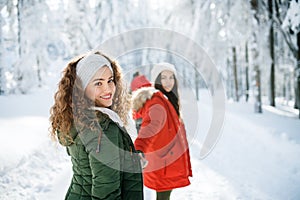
[0,0,299,119]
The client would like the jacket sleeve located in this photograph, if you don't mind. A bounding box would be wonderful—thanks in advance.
[80,127,122,200]
[134,102,167,153]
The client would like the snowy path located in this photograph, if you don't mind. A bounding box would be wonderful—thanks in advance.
[0,89,300,199]
[201,102,300,200]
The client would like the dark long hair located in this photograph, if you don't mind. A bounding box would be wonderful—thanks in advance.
[154,73,180,116]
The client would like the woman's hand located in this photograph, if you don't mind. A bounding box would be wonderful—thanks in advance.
[138,152,149,169]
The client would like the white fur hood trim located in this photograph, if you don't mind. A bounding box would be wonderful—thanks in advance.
[131,87,159,111]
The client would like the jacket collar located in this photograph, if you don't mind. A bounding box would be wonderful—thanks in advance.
[90,106,124,127]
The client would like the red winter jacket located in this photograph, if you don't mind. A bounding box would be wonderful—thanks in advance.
[131,87,192,192]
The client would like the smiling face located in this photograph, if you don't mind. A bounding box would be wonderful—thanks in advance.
[84,66,115,107]
[160,70,175,92]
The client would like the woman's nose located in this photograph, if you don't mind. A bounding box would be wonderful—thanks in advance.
[166,78,172,84]
[102,83,111,92]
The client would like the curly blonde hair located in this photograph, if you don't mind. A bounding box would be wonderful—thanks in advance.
[49,51,131,146]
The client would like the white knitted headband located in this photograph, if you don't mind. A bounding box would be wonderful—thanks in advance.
[76,53,114,90]
[151,62,177,82]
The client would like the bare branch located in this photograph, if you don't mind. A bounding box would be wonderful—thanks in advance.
[260,0,297,58]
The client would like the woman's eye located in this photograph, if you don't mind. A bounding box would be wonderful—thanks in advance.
[108,79,114,84]
[94,82,102,86]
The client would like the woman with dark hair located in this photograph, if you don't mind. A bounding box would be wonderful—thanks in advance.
[153,67,180,116]
[49,51,143,200]
[131,63,192,200]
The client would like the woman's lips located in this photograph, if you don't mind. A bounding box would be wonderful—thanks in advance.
[100,94,112,100]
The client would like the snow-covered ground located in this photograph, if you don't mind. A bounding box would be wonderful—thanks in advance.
[0,86,300,200]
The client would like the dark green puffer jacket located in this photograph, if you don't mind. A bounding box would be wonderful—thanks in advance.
[60,112,144,200]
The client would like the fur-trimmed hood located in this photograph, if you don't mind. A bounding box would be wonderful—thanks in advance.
[131,87,159,111]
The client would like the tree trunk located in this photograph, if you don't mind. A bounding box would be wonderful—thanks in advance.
[0,13,2,95]
[250,0,263,113]
[0,68,2,95]
[16,0,24,93]
[183,67,187,88]
[36,56,42,88]
[232,46,239,101]
[17,0,22,57]
[254,67,263,113]
[295,32,300,118]
[245,42,250,102]
[226,58,232,99]
[251,30,263,113]
[269,0,276,107]
[283,72,286,102]
[296,76,300,118]
[195,69,199,101]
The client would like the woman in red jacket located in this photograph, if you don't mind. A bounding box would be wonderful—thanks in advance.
[131,63,192,200]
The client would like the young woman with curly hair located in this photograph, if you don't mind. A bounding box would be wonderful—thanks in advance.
[49,51,144,200]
